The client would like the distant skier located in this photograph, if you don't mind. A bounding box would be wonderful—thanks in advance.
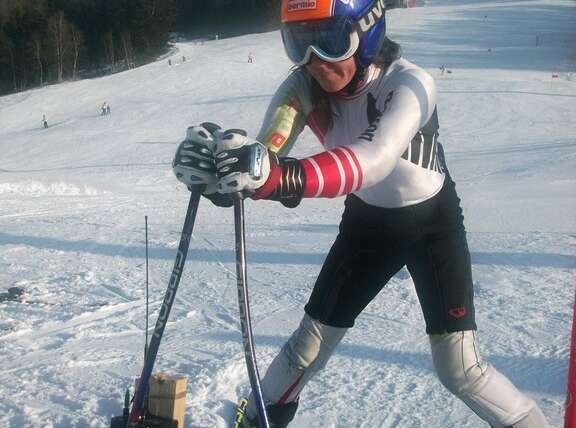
[101,102,108,116]
[248,52,254,63]
[172,1,551,427]
[168,59,172,66]
[42,114,48,128]
[106,103,111,115]
[182,55,187,63]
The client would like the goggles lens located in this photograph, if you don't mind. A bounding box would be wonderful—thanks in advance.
[281,17,358,65]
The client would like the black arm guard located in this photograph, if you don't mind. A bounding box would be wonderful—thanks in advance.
[265,157,306,208]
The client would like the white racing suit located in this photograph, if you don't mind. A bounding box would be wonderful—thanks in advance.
[245,58,549,427]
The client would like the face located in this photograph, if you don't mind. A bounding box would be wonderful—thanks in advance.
[305,54,357,93]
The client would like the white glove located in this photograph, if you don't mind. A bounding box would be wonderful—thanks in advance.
[214,130,272,194]
[172,123,221,191]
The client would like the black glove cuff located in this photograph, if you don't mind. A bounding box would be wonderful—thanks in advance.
[267,157,306,208]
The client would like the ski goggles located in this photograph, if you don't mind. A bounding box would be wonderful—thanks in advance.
[281,16,361,66]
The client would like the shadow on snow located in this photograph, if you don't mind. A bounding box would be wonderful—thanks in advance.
[0,231,575,269]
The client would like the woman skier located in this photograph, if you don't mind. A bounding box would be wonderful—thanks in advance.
[172,0,550,426]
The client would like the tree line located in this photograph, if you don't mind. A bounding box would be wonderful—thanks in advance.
[0,0,282,96]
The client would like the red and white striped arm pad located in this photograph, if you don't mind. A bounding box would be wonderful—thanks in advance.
[251,145,364,207]
[300,146,363,198]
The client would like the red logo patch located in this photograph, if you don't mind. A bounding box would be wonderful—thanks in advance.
[448,306,467,319]
[269,132,287,148]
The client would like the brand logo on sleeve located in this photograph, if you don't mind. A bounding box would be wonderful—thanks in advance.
[359,91,392,142]
[287,0,318,11]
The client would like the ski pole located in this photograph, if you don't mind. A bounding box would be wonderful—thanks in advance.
[127,186,204,427]
[233,195,270,428]
[145,215,149,360]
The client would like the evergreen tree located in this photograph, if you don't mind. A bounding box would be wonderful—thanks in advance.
[0,0,283,95]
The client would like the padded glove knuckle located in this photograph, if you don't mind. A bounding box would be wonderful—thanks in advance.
[174,123,222,187]
[217,130,252,151]
[185,124,219,151]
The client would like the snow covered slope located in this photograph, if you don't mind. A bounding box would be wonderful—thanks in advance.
[0,0,574,426]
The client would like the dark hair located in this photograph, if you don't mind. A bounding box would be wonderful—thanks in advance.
[304,37,402,129]
[372,36,402,69]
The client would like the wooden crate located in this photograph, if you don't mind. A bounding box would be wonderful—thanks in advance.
[148,373,187,428]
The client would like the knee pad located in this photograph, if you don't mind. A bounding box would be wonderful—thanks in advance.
[250,315,347,416]
[430,330,488,395]
[282,313,347,371]
[430,331,545,427]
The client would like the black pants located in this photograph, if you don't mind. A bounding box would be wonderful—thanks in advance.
[304,177,477,334]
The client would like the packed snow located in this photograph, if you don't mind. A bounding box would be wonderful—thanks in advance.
[0,0,574,426]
